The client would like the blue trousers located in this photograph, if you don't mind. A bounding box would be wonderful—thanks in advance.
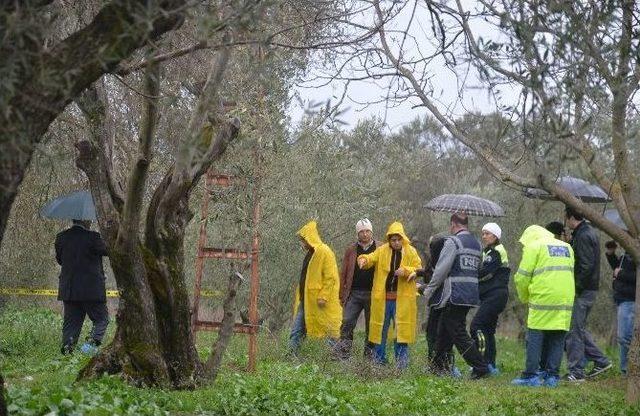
[374,300,409,369]
[523,329,566,378]
[289,306,306,353]
[617,301,635,374]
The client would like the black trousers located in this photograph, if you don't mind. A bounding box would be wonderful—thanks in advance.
[433,304,487,373]
[338,290,374,357]
[470,289,508,366]
[62,301,109,348]
[426,307,456,368]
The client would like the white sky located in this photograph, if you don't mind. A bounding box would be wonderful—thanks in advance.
[288,1,520,132]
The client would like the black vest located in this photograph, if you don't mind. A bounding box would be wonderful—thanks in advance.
[430,233,482,308]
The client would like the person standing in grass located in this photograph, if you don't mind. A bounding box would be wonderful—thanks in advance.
[564,206,612,381]
[512,225,575,387]
[55,219,109,355]
[470,223,510,376]
[604,239,637,376]
[289,221,342,356]
[357,221,421,369]
[335,218,380,359]
[423,213,489,379]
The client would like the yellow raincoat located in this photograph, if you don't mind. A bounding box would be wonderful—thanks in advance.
[358,222,422,344]
[293,221,342,338]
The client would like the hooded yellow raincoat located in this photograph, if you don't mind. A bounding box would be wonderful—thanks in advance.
[293,221,342,338]
[358,222,422,344]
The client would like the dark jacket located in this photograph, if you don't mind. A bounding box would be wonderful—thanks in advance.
[55,225,108,302]
[478,244,510,297]
[339,240,380,304]
[569,221,600,294]
[606,252,636,303]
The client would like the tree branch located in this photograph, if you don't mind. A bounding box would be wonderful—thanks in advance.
[118,59,160,242]
[204,271,243,379]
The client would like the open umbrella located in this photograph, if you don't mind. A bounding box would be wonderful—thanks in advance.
[524,176,611,203]
[604,209,628,231]
[40,190,96,220]
[424,194,505,217]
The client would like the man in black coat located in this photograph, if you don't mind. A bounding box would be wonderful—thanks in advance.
[605,239,636,375]
[564,207,611,381]
[55,219,109,354]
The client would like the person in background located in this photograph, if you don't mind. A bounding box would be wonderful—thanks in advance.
[605,239,637,376]
[357,221,421,369]
[336,218,379,359]
[417,233,461,377]
[564,206,612,382]
[55,219,109,355]
[423,213,489,379]
[545,221,567,242]
[512,225,575,387]
[470,223,510,375]
[289,221,342,356]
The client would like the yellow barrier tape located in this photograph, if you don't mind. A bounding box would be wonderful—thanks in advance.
[0,288,223,298]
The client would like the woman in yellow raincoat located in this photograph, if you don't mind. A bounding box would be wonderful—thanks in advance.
[357,221,422,368]
[290,221,342,354]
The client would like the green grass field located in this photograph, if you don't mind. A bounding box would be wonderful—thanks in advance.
[1,307,638,415]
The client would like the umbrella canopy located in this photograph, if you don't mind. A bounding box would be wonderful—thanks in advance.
[424,194,505,217]
[524,176,611,203]
[604,209,628,231]
[40,190,96,221]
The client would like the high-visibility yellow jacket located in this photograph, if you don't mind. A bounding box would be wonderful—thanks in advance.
[358,221,422,344]
[293,221,342,338]
[514,225,575,331]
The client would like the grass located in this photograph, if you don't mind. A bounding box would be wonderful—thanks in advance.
[1,306,639,415]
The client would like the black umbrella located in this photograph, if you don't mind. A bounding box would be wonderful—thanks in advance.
[424,194,505,217]
[524,176,611,203]
[40,190,96,220]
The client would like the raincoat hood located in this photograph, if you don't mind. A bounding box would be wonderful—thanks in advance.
[297,221,323,248]
[385,221,410,246]
[519,225,554,247]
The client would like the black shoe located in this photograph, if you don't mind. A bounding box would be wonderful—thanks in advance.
[61,344,74,355]
[587,363,612,378]
[564,373,586,383]
[470,368,490,380]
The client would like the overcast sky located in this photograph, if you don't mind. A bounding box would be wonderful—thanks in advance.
[287,1,520,132]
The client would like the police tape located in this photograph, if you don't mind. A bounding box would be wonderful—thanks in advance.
[0,288,223,298]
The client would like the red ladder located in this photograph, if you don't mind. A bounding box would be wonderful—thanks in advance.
[191,170,261,371]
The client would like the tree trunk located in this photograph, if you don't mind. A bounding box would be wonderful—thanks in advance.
[205,272,242,379]
[0,0,188,249]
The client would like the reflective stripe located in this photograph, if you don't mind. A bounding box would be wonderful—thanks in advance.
[532,265,574,276]
[458,248,482,257]
[529,303,573,311]
[478,273,494,282]
[517,268,533,277]
[449,276,477,283]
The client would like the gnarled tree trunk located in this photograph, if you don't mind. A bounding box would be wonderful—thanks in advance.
[76,38,240,387]
[0,0,188,249]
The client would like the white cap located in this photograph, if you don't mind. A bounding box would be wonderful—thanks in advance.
[356,218,373,234]
[482,222,502,240]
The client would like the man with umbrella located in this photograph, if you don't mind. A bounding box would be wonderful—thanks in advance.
[423,213,489,379]
[42,190,110,355]
[55,219,109,355]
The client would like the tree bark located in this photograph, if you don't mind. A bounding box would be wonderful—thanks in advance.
[75,28,239,386]
[205,272,243,379]
[0,0,189,249]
